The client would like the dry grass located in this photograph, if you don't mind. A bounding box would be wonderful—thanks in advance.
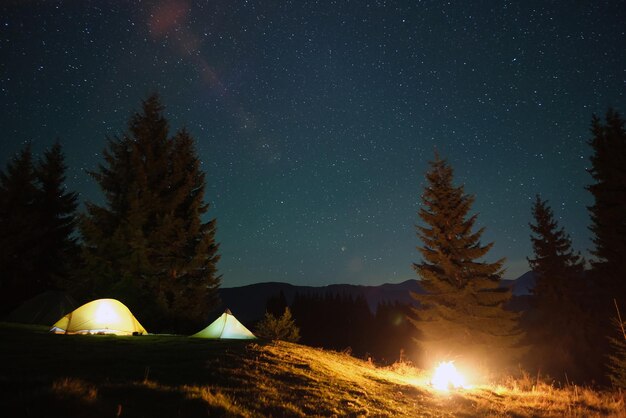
[474,374,626,417]
[0,322,624,417]
[50,378,98,403]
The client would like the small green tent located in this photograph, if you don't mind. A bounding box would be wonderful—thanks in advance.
[192,309,256,339]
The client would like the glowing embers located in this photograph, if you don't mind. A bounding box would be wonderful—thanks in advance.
[431,361,470,392]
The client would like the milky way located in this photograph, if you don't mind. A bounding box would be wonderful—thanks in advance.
[1,1,624,286]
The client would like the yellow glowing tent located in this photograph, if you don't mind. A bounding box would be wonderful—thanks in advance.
[50,298,147,335]
[191,309,256,339]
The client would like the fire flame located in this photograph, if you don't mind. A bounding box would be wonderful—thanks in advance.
[431,361,469,391]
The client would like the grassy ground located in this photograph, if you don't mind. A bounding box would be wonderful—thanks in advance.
[0,322,624,417]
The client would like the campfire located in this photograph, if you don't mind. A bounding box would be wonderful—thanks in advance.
[431,361,470,391]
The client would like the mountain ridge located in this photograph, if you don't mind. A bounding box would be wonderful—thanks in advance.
[218,272,535,322]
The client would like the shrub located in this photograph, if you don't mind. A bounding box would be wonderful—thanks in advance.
[255,307,300,342]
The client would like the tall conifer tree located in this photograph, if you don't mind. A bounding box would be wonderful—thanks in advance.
[410,154,522,371]
[0,145,39,312]
[587,109,626,306]
[150,128,221,324]
[0,142,77,312]
[80,95,220,331]
[526,195,589,379]
[35,141,79,291]
[587,109,626,384]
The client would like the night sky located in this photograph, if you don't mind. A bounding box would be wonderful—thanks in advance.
[1,1,624,287]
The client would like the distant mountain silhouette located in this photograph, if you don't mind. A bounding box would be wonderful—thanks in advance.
[500,271,536,296]
[218,280,424,323]
[218,272,537,323]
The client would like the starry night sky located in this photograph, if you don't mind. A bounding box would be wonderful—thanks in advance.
[1,1,624,287]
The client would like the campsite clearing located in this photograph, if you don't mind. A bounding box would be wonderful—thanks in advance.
[0,322,623,417]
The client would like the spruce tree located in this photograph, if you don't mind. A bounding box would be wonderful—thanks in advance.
[34,141,79,291]
[526,195,590,379]
[0,142,77,313]
[409,154,523,372]
[587,109,626,384]
[80,95,221,331]
[151,128,221,326]
[0,145,39,312]
[587,109,626,306]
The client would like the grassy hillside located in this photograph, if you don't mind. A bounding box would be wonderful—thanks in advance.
[0,322,623,417]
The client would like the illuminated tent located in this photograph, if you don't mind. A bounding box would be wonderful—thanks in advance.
[50,298,147,335]
[191,309,256,339]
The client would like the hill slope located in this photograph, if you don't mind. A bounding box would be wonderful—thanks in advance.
[0,323,623,417]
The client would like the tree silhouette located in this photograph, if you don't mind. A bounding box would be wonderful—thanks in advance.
[80,95,220,332]
[587,109,626,307]
[0,145,38,312]
[587,109,626,384]
[526,195,590,380]
[35,141,79,292]
[0,142,78,313]
[255,307,300,342]
[410,153,523,372]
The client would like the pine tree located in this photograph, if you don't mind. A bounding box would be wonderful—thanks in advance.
[80,95,221,331]
[409,154,523,372]
[0,145,39,312]
[255,307,301,342]
[34,141,79,291]
[152,128,221,327]
[587,109,626,306]
[587,109,626,384]
[526,195,590,379]
[0,142,77,313]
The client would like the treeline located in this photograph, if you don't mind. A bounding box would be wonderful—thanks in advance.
[0,95,220,333]
[263,291,416,363]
